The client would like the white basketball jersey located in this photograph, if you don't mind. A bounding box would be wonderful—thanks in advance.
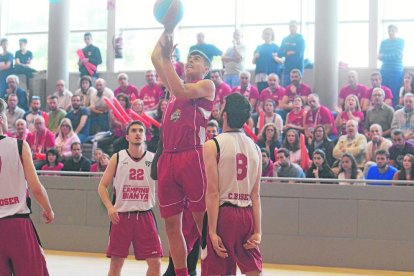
[215,132,260,207]
[0,136,30,218]
[113,150,156,212]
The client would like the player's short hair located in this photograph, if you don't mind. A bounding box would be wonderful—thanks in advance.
[188,50,211,68]
[222,93,251,129]
[126,120,146,135]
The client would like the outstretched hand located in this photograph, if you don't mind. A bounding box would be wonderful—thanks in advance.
[159,32,177,61]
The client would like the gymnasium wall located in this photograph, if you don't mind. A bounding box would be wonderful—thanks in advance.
[32,176,414,272]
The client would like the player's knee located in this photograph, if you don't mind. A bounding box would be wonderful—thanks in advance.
[146,257,161,274]
[109,257,125,273]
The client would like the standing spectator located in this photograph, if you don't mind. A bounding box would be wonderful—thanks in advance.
[378,24,404,105]
[231,71,260,112]
[398,72,414,107]
[256,123,281,162]
[13,38,36,80]
[23,96,48,132]
[65,95,90,143]
[41,148,64,172]
[55,118,80,161]
[389,129,414,170]
[6,94,25,134]
[74,75,96,107]
[391,93,414,140]
[275,148,305,179]
[5,75,28,111]
[47,95,66,134]
[89,78,114,134]
[261,148,274,177]
[366,71,394,108]
[139,70,164,111]
[284,96,305,133]
[278,20,306,86]
[210,69,231,105]
[7,118,29,140]
[26,115,55,168]
[62,142,91,172]
[335,94,364,136]
[147,98,167,153]
[337,153,365,185]
[252,28,283,92]
[189,32,222,65]
[393,154,414,183]
[307,125,335,167]
[258,73,286,112]
[338,70,369,112]
[0,38,13,98]
[304,93,337,140]
[305,149,335,181]
[222,29,246,88]
[280,69,312,111]
[364,87,394,138]
[54,80,73,112]
[78,32,102,78]
[365,124,392,163]
[114,73,139,100]
[366,149,397,186]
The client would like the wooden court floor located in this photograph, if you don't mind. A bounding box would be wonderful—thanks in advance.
[45,250,413,276]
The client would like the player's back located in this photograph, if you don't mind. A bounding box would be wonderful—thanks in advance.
[0,136,30,218]
[214,132,260,207]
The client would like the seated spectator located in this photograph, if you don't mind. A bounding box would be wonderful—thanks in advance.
[90,153,109,172]
[337,153,365,185]
[5,75,28,111]
[23,96,48,132]
[13,38,36,81]
[366,71,394,109]
[90,148,104,172]
[130,98,153,142]
[26,115,55,168]
[222,29,245,88]
[232,71,260,112]
[275,147,305,179]
[389,129,414,170]
[393,154,414,184]
[304,93,337,140]
[147,98,167,153]
[398,72,414,107]
[284,96,306,133]
[280,69,312,111]
[140,70,164,111]
[366,149,397,185]
[62,142,91,172]
[305,149,335,181]
[111,93,129,142]
[41,148,64,172]
[172,48,184,79]
[365,124,392,162]
[335,94,364,135]
[307,125,335,167]
[258,73,286,113]
[261,148,274,177]
[0,38,13,98]
[89,78,114,135]
[47,95,66,134]
[333,120,367,169]
[66,95,90,143]
[391,93,414,140]
[54,80,73,112]
[6,94,24,134]
[364,87,394,138]
[114,73,139,100]
[7,118,29,140]
[55,118,80,161]
[256,99,283,139]
[211,69,231,105]
[282,128,310,171]
[206,120,219,140]
[338,70,369,112]
[74,75,96,107]
[256,123,281,161]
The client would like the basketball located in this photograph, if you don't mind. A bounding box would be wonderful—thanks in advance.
[153,0,184,31]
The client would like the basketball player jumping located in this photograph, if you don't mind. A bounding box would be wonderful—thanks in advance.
[151,29,215,275]
[0,98,55,275]
[98,121,163,276]
[203,93,263,276]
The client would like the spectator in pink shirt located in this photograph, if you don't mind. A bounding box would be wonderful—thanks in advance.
[140,70,164,111]
[304,93,337,140]
[366,71,394,109]
[210,69,231,105]
[259,73,286,112]
[261,148,274,177]
[338,70,369,111]
[335,94,364,135]
[231,71,259,112]
[26,115,55,168]
[114,73,139,101]
[90,153,109,172]
[41,148,64,172]
[55,118,80,161]
[280,69,311,111]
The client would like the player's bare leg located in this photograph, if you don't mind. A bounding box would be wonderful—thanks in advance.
[146,257,161,276]
[108,257,125,276]
[164,213,187,269]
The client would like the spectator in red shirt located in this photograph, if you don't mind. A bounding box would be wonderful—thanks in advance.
[140,70,164,111]
[210,69,231,105]
[338,70,369,112]
[259,73,286,112]
[366,71,394,109]
[114,73,139,101]
[231,71,259,112]
[304,93,337,140]
[280,69,312,111]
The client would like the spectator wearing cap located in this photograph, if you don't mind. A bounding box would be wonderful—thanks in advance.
[114,73,139,100]
[5,74,28,111]
[14,38,36,80]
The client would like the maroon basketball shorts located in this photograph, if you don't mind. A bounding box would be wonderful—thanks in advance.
[106,210,163,260]
[0,217,49,276]
[201,206,262,276]
[158,148,207,218]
